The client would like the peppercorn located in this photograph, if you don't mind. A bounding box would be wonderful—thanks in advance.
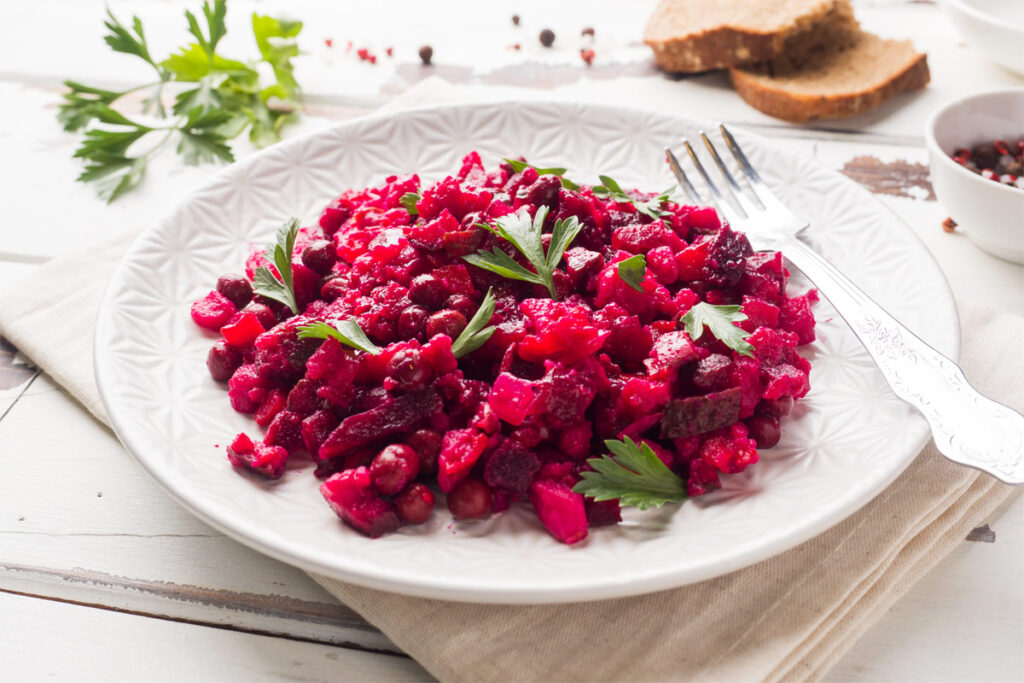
[418,45,433,65]
[512,14,520,26]
[539,28,555,47]
[942,217,957,233]
[581,27,595,37]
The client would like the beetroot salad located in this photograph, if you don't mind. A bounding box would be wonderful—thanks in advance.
[190,152,817,544]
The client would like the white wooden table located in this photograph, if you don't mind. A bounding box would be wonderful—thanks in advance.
[1,1,1022,680]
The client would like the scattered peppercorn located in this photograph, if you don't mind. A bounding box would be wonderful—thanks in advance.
[325,38,333,48]
[418,45,433,65]
[581,27,595,37]
[508,43,522,51]
[580,48,595,65]
[942,217,957,233]
[386,46,394,57]
[512,14,520,26]
[539,28,555,47]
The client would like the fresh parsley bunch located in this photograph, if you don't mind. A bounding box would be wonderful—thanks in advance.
[58,0,303,202]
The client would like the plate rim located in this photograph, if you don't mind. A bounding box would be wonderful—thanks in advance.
[94,99,960,603]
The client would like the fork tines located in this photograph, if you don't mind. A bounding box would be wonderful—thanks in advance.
[666,124,779,226]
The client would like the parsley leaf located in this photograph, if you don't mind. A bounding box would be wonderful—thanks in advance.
[573,437,688,510]
[616,254,646,293]
[252,218,300,314]
[451,288,496,358]
[680,302,755,357]
[61,1,305,201]
[176,107,234,165]
[297,319,382,355]
[504,158,580,190]
[592,174,674,220]
[463,206,582,300]
[103,10,158,68]
[400,192,420,215]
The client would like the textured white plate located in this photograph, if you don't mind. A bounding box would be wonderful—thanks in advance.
[94,101,959,603]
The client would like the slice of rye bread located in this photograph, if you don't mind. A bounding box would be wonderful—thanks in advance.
[644,0,853,73]
[729,28,930,123]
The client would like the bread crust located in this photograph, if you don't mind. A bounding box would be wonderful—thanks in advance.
[644,0,846,73]
[728,51,930,122]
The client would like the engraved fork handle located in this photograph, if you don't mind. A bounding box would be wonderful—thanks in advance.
[778,236,1024,484]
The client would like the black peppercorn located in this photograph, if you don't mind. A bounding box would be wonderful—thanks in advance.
[512,14,520,26]
[539,28,555,47]
[418,45,433,66]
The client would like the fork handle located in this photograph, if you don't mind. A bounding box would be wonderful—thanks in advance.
[779,236,1024,484]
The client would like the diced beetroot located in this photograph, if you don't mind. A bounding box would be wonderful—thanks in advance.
[686,455,721,496]
[517,299,609,364]
[740,297,781,332]
[191,291,237,330]
[780,290,819,345]
[647,245,679,285]
[221,312,266,347]
[487,373,537,426]
[564,246,604,290]
[762,363,810,400]
[254,388,286,427]
[286,378,320,416]
[557,421,593,459]
[700,425,758,474]
[611,222,684,254]
[264,410,303,451]
[530,479,589,544]
[302,409,338,459]
[644,330,699,379]
[483,438,541,496]
[437,428,489,492]
[319,389,442,460]
[226,432,288,479]
[661,387,742,438]
[619,377,671,417]
[320,467,402,538]
[227,364,264,414]
[692,354,733,390]
[585,498,622,527]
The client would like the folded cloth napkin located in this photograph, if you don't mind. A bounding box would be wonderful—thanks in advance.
[2,82,1019,681]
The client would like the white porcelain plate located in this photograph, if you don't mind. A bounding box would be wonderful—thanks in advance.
[94,101,959,603]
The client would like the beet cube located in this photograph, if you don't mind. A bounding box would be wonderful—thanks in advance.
[320,468,402,538]
[483,439,541,496]
[530,479,588,545]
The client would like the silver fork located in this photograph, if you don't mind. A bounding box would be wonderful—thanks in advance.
[666,125,1024,485]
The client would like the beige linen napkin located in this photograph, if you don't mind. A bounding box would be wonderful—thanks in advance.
[2,83,1020,681]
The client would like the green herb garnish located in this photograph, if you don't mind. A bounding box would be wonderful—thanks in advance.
[573,437,688,510]
[297,319,382,355]
[252,217,300,314]
[59,0,303,201]
[451,288,496,358]
[400,192,421,215]
[680,302,754,357]
[462,206,582,300]
[616,254,647,293]
[504,158,580,190]
[591,175,673,220]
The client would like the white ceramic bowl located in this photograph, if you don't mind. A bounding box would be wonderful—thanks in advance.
[946,0,1024,75]
[926,88,1024,264]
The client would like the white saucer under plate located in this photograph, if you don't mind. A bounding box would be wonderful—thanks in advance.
[94,101,959,604]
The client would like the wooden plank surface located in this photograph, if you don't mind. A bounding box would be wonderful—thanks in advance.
[0,591,430,682]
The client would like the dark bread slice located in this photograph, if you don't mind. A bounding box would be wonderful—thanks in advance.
[644,0,852,73]
[728,28,930,122]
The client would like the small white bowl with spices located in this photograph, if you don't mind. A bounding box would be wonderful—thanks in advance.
[925,88,1024,264]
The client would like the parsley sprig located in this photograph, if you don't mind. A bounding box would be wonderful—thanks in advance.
[59,0,304,201]
[252,218,300,315]
[591,175,674,220]
[680,303,755,357]
[297,319,382,355]
[504,158,580,190]
[399,192,420,215]
[451,288,496,358]
[573,437,688,510]
[462,206,582,300]
[616,254,647,293]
